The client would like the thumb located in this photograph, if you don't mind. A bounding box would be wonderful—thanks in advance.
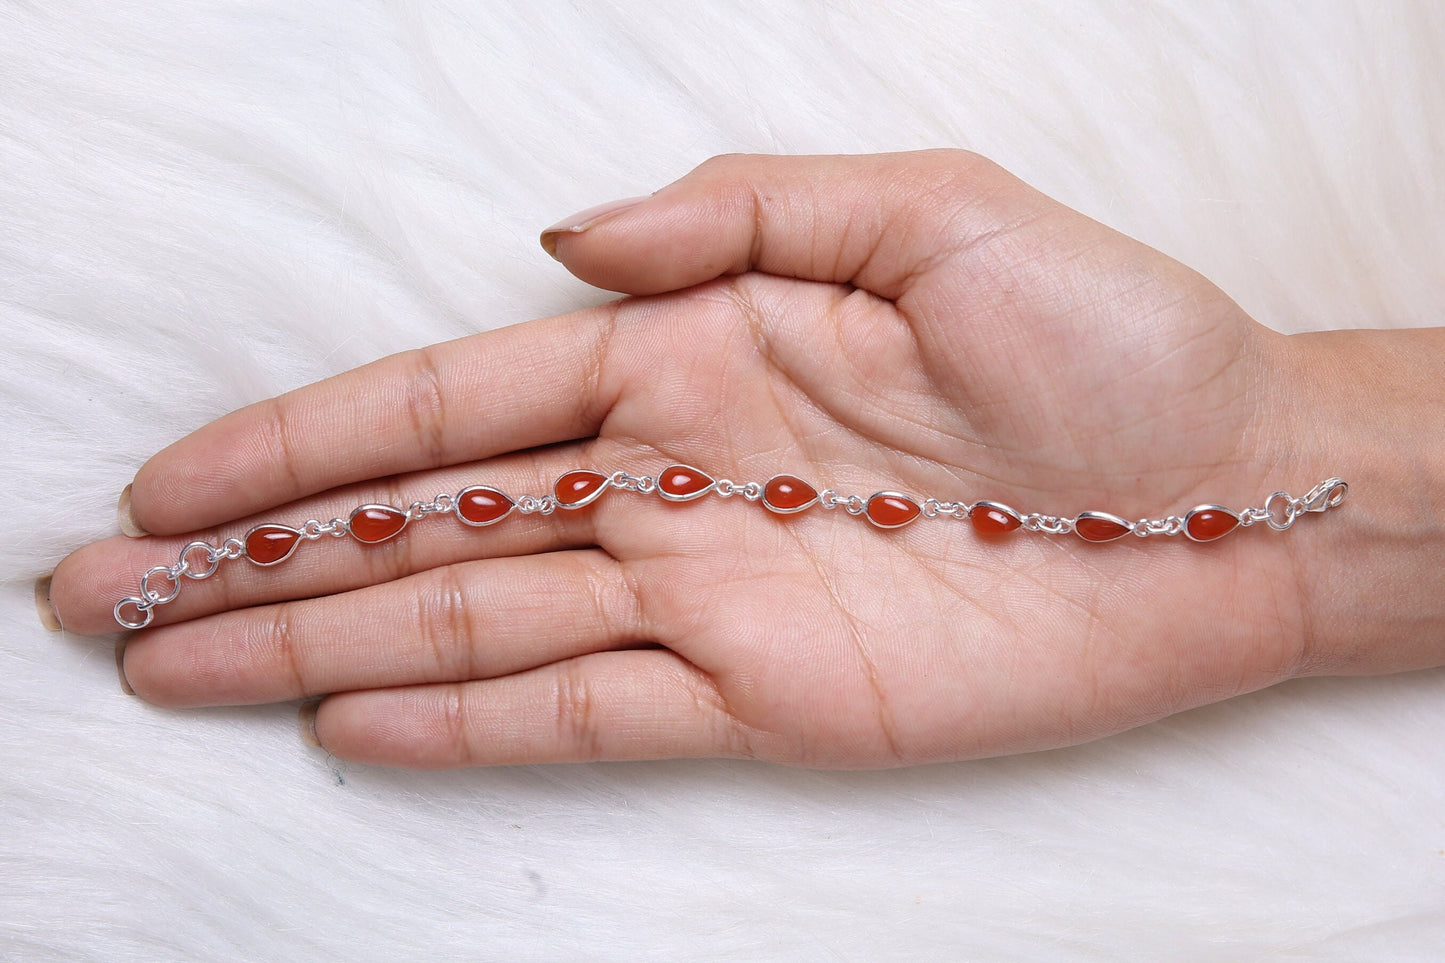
[540,150,1042,300]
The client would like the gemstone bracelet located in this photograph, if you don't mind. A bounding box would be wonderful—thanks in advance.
[114,466,1348,629]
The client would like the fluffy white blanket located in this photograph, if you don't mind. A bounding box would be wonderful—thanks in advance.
[4,2,1442,958]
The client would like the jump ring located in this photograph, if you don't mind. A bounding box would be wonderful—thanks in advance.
[179,541,222,580]
[139,565,182,604]
[114,597,155,630]
[1264,491,1297,531]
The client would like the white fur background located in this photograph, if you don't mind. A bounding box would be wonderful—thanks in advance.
[3,1,1443,959]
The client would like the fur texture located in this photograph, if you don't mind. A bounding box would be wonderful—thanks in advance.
[3,1,1442,958]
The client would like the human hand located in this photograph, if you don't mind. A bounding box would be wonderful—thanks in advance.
[46,151,1433,768]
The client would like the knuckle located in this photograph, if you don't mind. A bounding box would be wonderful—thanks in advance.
[266,606,310,697]
[576,551,644,643]
[403,346,449,468]
[438,683,477,766]
[261,398,305,494]
[415,567,477,680]
[699,688,756,760]
[554,662,603,760]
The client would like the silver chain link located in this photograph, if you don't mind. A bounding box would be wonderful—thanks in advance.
[516,494,557,515]
[114,538,243,630]
[1022,512,1076,535]
[714,479,763,501]
[610,470,657,494]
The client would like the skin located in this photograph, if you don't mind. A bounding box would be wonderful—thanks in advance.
[47,151,1445,769]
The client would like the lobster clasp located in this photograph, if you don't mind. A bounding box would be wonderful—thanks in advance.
[1300,477,1349,513]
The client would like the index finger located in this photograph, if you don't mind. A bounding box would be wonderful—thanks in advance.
[126,306,627,535]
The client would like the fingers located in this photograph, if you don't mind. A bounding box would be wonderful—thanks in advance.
[51,446,635,636]
[126,304,629,536]
[311,650,758,768]
[121,550,647,708]
[542,149,1039,300]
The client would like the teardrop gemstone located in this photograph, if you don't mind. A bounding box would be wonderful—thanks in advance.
[1184,506,1239,542]
[554,469,609,509]
[1075,512,1133,542]
[244,525,301,565]
[970,502,1021,537]
[457,486,514,526]
[349,505,409,543]
[865,492,921,528]
[657,465,715,501]
[762,475,818,514]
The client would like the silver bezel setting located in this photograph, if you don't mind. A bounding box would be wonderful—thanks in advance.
[347,504,410,543]
[554,471,610,510]
[761,475,819,514]
[1073,510,1134,542]
[970,500,1022,530]
[242,524,302,566]
[656,464,716,502]
[454,486,516,527]
[865,491,922,529]
[1182,504,1239,543]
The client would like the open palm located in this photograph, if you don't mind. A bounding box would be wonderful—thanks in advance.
[53,151,1320,767]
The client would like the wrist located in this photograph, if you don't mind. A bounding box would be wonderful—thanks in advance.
[1264,326,1445,676]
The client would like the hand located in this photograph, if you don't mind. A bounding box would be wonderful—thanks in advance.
[47,151,1414,768]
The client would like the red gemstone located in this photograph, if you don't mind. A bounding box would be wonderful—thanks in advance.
[866,492,921,528]
[457,486,514,526]
[1075,512,1133,542]
[762,475,818,514]
[554,469,609,508]
[970,502,1021,537]
[1185,506,1239,542]
[244,525,301,565]
[349,505,408,543]
[657,465,715,501]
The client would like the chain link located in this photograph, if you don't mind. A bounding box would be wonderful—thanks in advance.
[115,535,245,629]
[922,499,969,521]
[1127,515,1183,538]
[516,494,557,515]
[610,470,657,494]
[1022,513,1075,535]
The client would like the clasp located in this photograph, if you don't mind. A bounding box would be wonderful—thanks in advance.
[1300,477,1349,513]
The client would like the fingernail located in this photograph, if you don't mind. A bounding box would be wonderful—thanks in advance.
[34,575,61,632]
[117,484,149,538]
[540,195,650,259]
[299,701,322,748]
[116,640,135,696]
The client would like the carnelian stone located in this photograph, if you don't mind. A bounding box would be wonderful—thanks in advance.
[970,504,1020,536]
[458,487,514,526]
[1186,507,1238,542]
[658,465,714,500]
[244,525,301,565]
[349,506,408,543]
[1075,513,1132,542]
[866,493,921,528]
[555,469,609,508]
[762,475,818,513]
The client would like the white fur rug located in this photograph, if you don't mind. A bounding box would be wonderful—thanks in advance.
[4,2,1442,958]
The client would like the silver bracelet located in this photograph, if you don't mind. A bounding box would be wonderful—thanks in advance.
[114,466,1348,629]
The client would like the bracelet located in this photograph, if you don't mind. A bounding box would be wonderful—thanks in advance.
[113,466,1348,629]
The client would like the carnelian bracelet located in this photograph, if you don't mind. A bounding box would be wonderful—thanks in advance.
[113,466,1348,629]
